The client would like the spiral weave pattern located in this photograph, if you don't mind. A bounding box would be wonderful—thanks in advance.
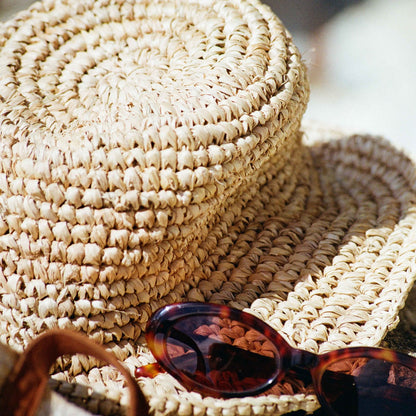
[50,132,416,416]
[0,0,308,349]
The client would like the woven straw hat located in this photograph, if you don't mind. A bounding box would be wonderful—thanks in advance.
[0,0,415,415]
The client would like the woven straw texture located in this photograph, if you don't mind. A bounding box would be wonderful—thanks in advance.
[48,130,416,416]
[0,0,415,415]
[0,0,308,347]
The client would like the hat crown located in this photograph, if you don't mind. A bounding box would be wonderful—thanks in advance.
[0,0,308,349]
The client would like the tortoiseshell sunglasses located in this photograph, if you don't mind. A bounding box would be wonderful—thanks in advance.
[135,302,416,416]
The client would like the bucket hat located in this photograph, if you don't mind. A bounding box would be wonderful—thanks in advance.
[0,0,415,414]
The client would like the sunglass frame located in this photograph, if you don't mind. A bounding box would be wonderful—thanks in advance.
[142,302,416,414]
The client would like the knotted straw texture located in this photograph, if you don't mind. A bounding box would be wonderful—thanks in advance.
[0,0,308,346]
[0,0,415,415]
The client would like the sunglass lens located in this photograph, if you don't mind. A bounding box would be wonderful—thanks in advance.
[165,314,280,395]
[320,357,416,416]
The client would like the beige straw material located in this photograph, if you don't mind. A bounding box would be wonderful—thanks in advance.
[0,0,415,415]
[49,130,416,416]
[0,0,308,349]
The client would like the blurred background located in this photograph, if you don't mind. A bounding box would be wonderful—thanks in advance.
[264,0,416,155]
[1,0,415,154]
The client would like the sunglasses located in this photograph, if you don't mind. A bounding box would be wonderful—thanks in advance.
[135,302,416,416]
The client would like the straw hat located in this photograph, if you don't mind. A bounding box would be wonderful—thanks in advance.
[0,0,415,414]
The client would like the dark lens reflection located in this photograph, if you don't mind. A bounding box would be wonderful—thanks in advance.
[321,357,416,416]
[165,315,280,394]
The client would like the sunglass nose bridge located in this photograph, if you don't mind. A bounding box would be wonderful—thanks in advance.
[290,349,318,370]
[283,349,318,386]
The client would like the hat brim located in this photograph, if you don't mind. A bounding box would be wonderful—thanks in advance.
[52,128,416,415]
